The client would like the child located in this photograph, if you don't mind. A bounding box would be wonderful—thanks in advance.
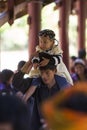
[23,29,73,102]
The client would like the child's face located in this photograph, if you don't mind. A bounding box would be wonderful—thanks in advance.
[39,36,54,51]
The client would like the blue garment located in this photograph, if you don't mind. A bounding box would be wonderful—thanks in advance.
[30,75,71,130]
[0,83,5,91]
[31,75,71,89]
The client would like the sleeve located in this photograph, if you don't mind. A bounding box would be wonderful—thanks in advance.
[39,52,62,65]
[55,75,72,90]
[51,54,62,65]
[51,45,63,65]
[12,71,24,89]
[12,71,32,93]
[31,77,41,87]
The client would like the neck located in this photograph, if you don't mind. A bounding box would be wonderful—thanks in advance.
[78,73,86,80]
[47,79,56,89]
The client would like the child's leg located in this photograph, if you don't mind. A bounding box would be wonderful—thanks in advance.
[57,61,73,85]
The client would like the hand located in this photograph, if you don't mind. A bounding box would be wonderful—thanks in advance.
[21,61,32,74]
[39,57,50,66]
[16,91,23,99]
[22,94,28,103]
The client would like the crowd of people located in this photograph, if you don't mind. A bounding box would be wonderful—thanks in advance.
[0,29,87,130]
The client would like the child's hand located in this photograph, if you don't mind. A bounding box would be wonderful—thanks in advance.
[39,57,50,66]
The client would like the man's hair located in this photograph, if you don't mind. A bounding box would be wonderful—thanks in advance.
[0,94,30,130]
[39,63,56,71]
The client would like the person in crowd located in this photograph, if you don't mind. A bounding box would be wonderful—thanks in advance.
[0,69,14,93]
[41,82,87,130]
[22,29,73,101]
[17,60,26,72]
[71,58,87,83]
[24,53,71,101]
[12,60,34,129]
[29,61,71,130]
[12,60,32,93]
[78,48,87,67]
[69,56,77,74]
[0,92,30,130]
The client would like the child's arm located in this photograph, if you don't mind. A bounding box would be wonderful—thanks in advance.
[39,54,62,67]
[23,85,37,102]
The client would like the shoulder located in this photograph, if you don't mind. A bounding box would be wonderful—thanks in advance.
[52,45,63,54]
[31,77,41,86]
[55,75,71,89]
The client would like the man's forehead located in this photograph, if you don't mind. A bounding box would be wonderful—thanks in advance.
[40,69,52,73]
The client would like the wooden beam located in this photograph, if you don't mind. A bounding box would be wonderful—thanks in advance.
[27,1,42,58]
[77,0,86,51]
[7,0,14,25]
[58,0,71,69]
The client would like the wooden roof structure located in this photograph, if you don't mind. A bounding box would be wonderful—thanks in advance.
[1,0,87,27]
[0,0,87,68]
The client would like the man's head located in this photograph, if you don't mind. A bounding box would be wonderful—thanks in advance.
[38,29,55,51]
[39,64,57,85]
[17,60,26,71]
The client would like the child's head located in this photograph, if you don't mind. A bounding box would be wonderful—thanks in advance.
[38,29,55,50]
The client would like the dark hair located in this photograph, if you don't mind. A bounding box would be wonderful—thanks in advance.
[70,56,77,61]
[39,63,56,71]
[0,94,30,130]
[39,29,55,40]
[1,69,14,84]
[17,60,26,71]
[78,49,86,59]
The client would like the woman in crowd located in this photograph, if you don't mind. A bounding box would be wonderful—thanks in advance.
[71,58,87,83]
[0,69,14,93]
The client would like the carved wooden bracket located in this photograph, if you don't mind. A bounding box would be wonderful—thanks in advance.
[7,0,14,25]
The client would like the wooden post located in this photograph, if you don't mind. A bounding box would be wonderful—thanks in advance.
[27,0,42,58]
[58,0,71,69]
[77,0,86,51]
[8,0,14,25]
